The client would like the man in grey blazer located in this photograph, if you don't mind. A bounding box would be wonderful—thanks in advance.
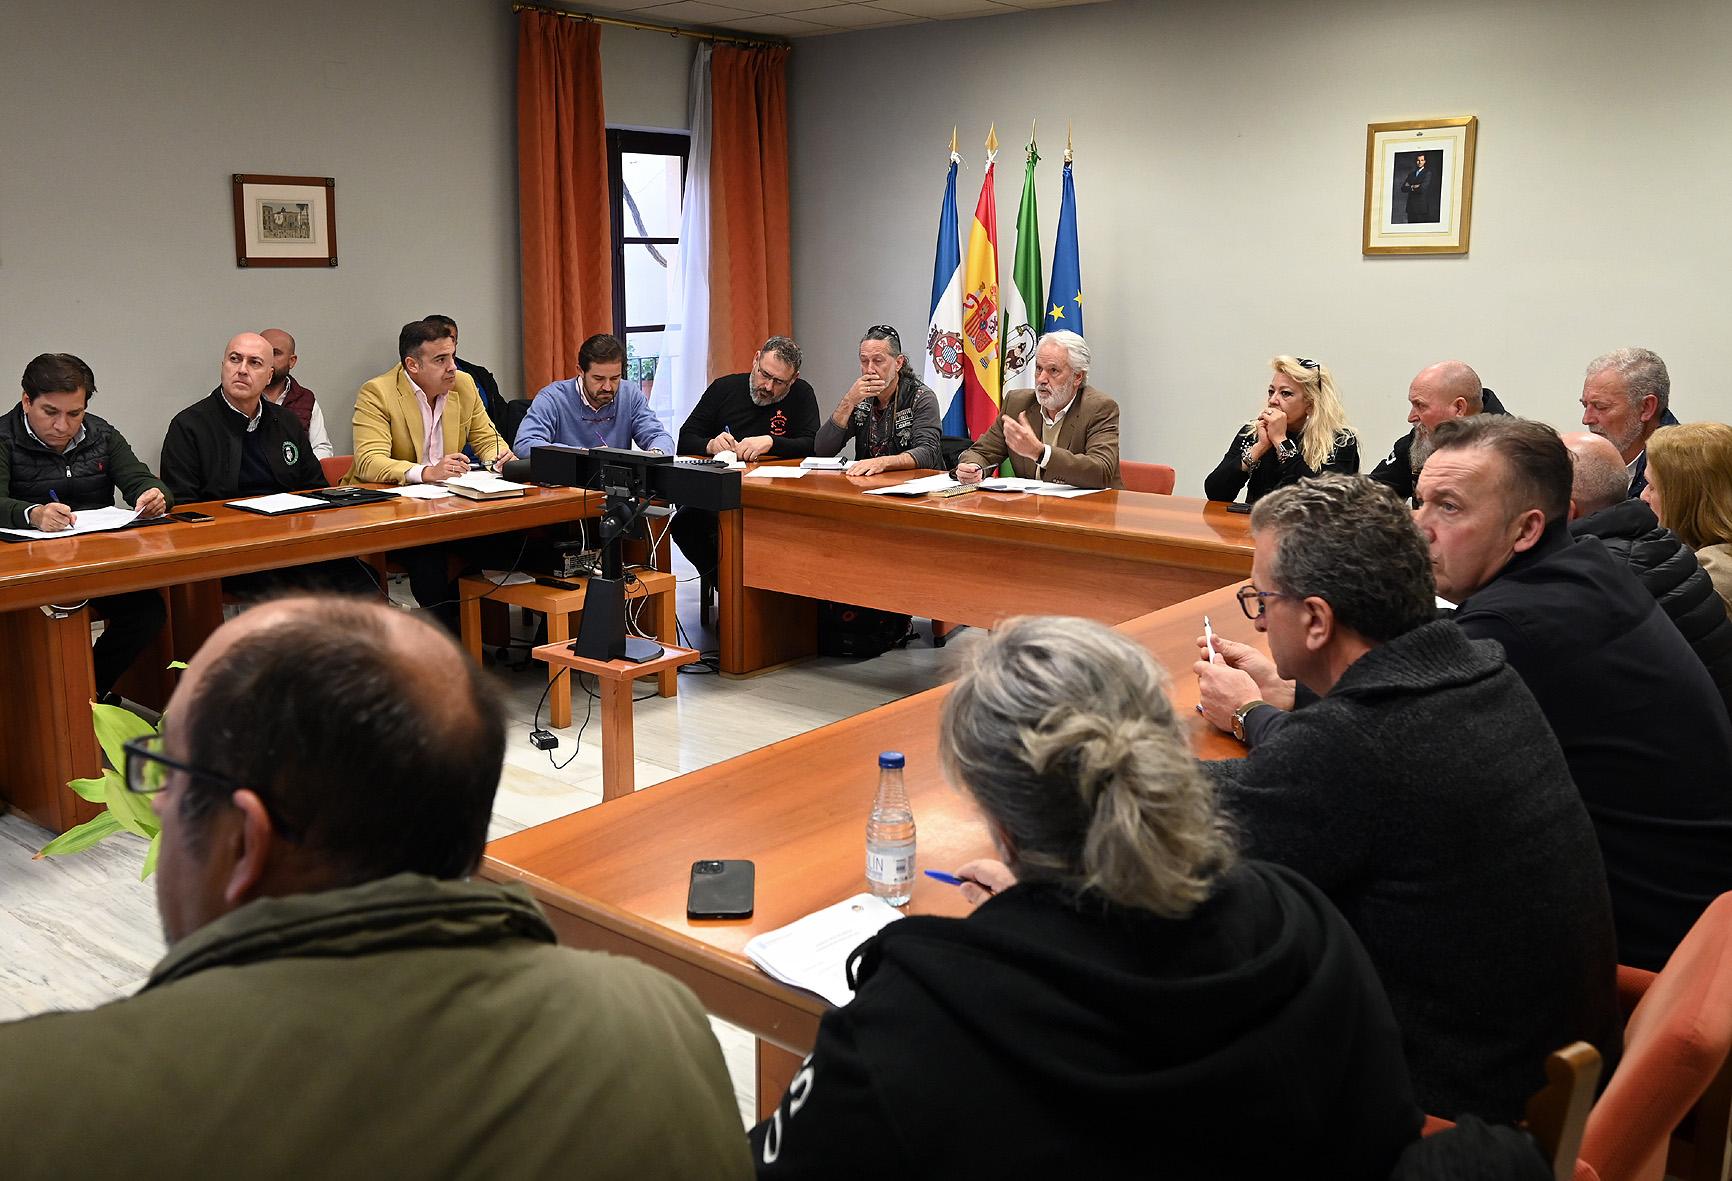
[955,330,1121,488]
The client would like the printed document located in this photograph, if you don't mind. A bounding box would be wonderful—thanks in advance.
[863,473,962,497]
[745,893,905,1006]
[0,504,144,541]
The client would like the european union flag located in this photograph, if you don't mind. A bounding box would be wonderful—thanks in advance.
[1044,159,1083,336]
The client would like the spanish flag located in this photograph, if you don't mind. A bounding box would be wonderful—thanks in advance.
[960,136,1001,436]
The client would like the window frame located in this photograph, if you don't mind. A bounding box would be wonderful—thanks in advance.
[605,128,689,353]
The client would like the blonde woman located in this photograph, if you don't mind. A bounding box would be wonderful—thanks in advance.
[1644,422,1732,614]
[1204,355,1359,504]
[751,616,1421,1177]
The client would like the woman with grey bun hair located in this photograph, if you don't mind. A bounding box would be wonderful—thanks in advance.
[750,616,1423,1178]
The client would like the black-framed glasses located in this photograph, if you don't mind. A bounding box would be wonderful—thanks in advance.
[123,734,242,796]
[863,324,902,354]
[1237,584,1297,621]
[1297,357,1321,373]
[751,360,795,392]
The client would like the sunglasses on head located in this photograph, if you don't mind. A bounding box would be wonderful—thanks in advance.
[864,325,902,354]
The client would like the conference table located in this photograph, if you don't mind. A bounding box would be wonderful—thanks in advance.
[715,471,1255,674]
[0,485,598,833]
[484,579,1266,1120]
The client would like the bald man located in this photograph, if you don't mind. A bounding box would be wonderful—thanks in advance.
[260,328,332,459]
[160,332,326,503]
[0,596,752,1177]
[1564,431,1732,717]
[1368,360,1508,503]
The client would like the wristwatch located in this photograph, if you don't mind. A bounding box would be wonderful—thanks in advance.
[1275,439,1299,462]
[1231,700,1268,744]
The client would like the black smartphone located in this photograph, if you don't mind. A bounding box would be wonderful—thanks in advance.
[687,859,755,920]
[170,511,215,523]
[1226,502,1252,515]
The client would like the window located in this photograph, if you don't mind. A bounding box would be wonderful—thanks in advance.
[607,129,689,395]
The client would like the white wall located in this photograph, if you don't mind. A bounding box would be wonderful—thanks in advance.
[0,1,688,464]
[788,0,1732,493]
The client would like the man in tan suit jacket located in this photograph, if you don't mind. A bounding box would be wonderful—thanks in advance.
[956,331,1121,489]
[352,320,519,627]
[349,320,513,485]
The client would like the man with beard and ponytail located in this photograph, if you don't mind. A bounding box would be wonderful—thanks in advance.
[670,336,818,580]
[1368,359,1507,504]
[954,330,1120,487]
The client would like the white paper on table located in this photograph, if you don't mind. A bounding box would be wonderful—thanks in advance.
[977,477,1104,498]
[0,504,144,541]
[224,493,329,515]
[863,473,962,497]
[744,893,905,1007]
[478,569,535,586]
[442,472,529,494]
[743,466,809,479]
[389,484,456,500]
[799,456,849,471]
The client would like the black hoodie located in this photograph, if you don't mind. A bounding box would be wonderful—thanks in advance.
[750,860,1420,1178]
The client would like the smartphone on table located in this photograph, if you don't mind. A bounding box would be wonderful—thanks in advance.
[687,859,755,920]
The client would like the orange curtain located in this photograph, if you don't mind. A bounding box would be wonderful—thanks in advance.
[706,45,791,380]
[517,13,611,398]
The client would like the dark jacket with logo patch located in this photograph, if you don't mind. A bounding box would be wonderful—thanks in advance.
[159,389,323,503]
[0,404,170,528]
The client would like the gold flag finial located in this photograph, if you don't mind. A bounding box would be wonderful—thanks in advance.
[1065,122,1074,164]
[985,123,999,154]
[949,126,958,155]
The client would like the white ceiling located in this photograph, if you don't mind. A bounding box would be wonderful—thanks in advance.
[580,0,1110,40]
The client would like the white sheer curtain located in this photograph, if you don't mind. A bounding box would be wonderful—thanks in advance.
[650,44,712,441]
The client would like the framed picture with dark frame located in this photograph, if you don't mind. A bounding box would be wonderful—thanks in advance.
[1363,117,1477,256]
[231,174,338,268]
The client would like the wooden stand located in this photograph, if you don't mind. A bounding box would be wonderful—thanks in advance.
[458,569,678,728]
[531,640,699,801]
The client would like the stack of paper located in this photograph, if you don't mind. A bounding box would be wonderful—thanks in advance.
[744,893,905,1006]
[442,472,528,500]
[863,473,962,497]
[978,477,1105,499]
[390,484,455,500]
[743,466,808,479]
[226,493,328,515]
[0,504,144,541]
[799,456,849,471]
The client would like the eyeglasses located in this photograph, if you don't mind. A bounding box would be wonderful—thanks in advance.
[123,734,299,840]
[124,733,242,796]
[1236,584,1298,621]
[751,360,795,392]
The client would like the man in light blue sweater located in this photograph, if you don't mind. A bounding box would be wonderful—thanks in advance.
[514,334,675,457]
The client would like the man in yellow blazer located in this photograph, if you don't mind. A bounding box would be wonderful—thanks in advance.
[351,320,513,484]
[352,319,519,626]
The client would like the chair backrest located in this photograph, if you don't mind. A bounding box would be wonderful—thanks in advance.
[320,454,354,484]
[1121,460,1176,495]
[1525,1042,1602,1181]
[1580,892,1732,1181]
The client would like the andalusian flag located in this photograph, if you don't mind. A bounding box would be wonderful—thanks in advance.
[1046,150,1083,335]
[926,145,967,436]
[960,128,1002,436]
[1001,133,1042,396]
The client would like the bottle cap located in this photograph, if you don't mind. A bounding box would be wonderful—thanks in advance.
[878,751,905,769]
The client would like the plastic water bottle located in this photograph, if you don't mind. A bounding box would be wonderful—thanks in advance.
[866,751,916,906]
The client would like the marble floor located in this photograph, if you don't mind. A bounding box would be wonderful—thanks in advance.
[0,566,971,1127]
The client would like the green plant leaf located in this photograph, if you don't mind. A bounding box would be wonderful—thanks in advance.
[91,702,157,773]
[68,773,118,803]
[139,832,161,880]
[36,812,123,858]
[101,770,158,840]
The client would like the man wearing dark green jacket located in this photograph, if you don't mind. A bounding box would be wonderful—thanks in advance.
[1,352,172,699]
[0,596,752,1180]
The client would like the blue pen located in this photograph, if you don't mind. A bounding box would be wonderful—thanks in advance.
[49,490,61,503]
[924,869,966,886]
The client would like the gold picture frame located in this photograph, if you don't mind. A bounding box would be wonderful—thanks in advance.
[1363,117,1477,256]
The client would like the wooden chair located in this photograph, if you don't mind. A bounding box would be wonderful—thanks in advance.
[1120,460,1177,495]
[1578,892,1732,1181]
[1420,1042,1602,1180]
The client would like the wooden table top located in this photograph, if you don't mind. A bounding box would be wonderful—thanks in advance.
[0,485,597,611]
[484,581,1266,1000]
[533,640,700,682]
[740,468,1254,570]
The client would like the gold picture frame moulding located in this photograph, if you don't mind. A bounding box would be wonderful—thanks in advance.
[1363,117,1477,256]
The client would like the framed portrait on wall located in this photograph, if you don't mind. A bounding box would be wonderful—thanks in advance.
[1363,117,1477,256]
[231,174,338,268]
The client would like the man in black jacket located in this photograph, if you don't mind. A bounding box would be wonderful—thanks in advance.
[1,354,171,699]
[1565,431,1732,718]
[1367,360,1508,504]
[1417,416,1732,971]
[1195,474,1618,1122]
[670,336,819,579]
[160,333,373,597]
